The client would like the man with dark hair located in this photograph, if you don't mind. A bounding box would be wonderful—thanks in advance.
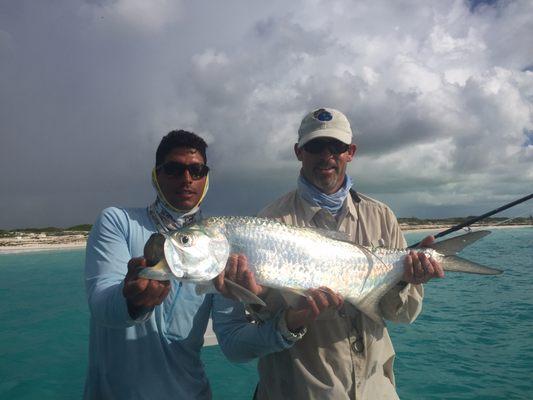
[84,130,295,400]
[155,129,208,167]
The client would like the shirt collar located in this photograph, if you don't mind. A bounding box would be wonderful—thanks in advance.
[296,187,358,225]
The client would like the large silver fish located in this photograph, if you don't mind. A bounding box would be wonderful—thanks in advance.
[139,216,502,322]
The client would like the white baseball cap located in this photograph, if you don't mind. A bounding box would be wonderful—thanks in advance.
[297,107,353,147]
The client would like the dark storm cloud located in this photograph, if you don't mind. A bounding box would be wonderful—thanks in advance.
[1,0,532,229]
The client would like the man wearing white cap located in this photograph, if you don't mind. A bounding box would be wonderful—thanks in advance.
[250,108,443,399]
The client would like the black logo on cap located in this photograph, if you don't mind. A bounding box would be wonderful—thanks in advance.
[313,109,332,122]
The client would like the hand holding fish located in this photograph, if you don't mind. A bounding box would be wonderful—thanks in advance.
[403,236,445,285]
[213,254,266,298]
[285,287,344,331]
[123,257,171,318]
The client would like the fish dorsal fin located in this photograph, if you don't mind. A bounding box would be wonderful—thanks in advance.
[301,227,351,242]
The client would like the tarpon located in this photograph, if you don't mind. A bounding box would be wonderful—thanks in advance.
[139,216,502,322]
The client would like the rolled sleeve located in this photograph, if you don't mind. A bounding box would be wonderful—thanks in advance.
[380,283,424,323]
[85,207,152,328]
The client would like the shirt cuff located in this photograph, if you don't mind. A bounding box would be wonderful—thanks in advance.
[277,310,307,342]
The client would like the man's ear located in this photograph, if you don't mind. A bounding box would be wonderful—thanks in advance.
[346,144,356,161]
[294,143,304,161]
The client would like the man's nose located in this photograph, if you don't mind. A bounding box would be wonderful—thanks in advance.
[181,168,193,183]
[318,146,334,158]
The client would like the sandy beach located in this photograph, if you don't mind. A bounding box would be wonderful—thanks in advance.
[0,232,88,254]
[1,224,530,254]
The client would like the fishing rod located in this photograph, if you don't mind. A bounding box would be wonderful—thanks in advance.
[408,192,533,248]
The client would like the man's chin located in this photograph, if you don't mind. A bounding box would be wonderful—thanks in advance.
[168,199,198,211]
[312,178,339,193]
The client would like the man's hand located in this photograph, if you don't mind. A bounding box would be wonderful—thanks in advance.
[285,287,344,331]
[122,257,171,318]
[403,235,445,285]
[213,254,266,298]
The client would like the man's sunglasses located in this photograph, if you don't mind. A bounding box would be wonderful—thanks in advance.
[303,140,350,155]
[158,162,210,180]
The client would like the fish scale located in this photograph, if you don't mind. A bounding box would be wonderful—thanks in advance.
[140,216,502,322]
[199,217,434,320]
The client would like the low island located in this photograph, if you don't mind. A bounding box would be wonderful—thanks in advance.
[1,217,531,254]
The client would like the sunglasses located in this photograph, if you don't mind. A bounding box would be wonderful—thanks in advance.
[303,140,350,155]
[158,162,210,180]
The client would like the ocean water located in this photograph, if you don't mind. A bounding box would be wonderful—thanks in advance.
[0,228,532,400]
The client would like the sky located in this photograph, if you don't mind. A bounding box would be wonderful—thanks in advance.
[1,0,532,229]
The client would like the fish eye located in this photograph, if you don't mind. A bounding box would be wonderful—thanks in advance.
[180,235,191,246]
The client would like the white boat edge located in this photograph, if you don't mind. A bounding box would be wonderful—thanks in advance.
[204,319,218,346]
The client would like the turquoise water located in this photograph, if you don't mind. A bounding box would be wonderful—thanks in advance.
[0,228,532,399]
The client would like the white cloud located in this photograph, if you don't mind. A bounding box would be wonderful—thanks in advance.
[1,0,532,227]
[80,0,182,33]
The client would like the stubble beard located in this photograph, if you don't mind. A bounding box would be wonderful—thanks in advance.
[312,171,341,194]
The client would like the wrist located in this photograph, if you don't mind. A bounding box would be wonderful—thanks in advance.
[397,280,409,289]
[126,300,144,319]
[278,310,306,342]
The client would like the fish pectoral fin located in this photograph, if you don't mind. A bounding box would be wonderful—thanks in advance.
[223,279,267,307]
[195,282,218,295]
[138,259,174,281]
[278,287,309,307]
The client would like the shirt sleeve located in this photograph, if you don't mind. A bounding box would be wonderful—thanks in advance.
[379,206,424,323]
[85,207,152,328]
[211,294,294,363]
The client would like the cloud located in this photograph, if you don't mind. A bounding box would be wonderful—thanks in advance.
[80,0,183,33]
[0,0,532,228]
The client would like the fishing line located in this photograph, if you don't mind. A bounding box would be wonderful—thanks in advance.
[490,206,533,242]
[408,193,533,248]
[491,207,532,226]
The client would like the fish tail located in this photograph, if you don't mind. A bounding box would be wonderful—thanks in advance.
[441,255,502,275]
[428,230,502,275]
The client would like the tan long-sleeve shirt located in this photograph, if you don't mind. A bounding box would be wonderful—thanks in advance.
[255,189,424,400]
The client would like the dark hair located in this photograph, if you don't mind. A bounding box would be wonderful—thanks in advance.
[155,130,208,166]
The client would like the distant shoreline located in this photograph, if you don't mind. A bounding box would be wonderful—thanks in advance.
[0,242,86,255]
[0,232,87,254]
[0,224,531,254]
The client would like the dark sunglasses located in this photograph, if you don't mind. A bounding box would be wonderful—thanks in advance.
[158,162,210,180]
[303,140,349,155]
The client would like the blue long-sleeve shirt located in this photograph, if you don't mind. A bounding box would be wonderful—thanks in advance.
[84,207,292,400]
